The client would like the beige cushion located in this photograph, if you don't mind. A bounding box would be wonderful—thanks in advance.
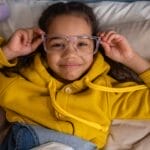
[105,120,150,150]
[100,20,150,60]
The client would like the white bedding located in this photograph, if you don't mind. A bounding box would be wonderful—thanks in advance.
[105,120,150,150]
[92,1,150,27]
[1,0,150,38]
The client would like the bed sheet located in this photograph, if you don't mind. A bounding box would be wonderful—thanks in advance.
[0,0,150,38]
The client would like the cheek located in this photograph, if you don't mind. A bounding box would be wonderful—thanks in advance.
[84,55,94,66]
[46,54,60,69]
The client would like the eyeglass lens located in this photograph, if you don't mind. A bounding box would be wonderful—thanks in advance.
[44,35,99,54]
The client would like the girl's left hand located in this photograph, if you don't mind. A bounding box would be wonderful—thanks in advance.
[99,31,150,74]
[99,31,135,64]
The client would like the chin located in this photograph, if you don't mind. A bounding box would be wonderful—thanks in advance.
[63,74,81,81]
[65,77,79,81]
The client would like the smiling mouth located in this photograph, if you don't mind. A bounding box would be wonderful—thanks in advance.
[61,64,81,67]
[60,63,82,68]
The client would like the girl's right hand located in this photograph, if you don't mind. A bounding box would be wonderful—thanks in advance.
[2,27,44,60]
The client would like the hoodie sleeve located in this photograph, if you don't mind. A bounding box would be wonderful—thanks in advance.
[0,37,17,68]
[109,69,150,120]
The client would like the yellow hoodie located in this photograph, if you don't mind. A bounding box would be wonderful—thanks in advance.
[0,40,150,148]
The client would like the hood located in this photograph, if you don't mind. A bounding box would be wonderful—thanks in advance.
[20,52,110,88]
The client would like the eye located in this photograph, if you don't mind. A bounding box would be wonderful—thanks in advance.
[77,41,89,47]
[47,38,66,50]
[50,43,65,49]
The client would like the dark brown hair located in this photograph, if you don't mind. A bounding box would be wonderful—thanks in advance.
[38,1,98,35]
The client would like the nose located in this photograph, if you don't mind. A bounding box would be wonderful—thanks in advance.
[63,42,78,55]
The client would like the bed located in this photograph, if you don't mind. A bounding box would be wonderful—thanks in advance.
[0,0,150,149]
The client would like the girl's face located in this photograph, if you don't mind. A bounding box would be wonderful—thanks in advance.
[45,15,94,82]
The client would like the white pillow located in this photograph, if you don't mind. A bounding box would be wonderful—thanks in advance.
[100,20,150,60]
[0,0,48,38]
[105,120,150,150]
[93,1,150,28]
[1,0,150,39]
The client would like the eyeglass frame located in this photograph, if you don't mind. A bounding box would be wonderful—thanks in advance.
[42,34,101,55]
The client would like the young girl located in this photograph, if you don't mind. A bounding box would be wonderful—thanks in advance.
[0,1,150,150]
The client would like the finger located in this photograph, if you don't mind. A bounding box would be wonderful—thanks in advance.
[31,27,45,42]
[26,28,41,46]
[99,31,106,38]
[100,31,116,43]
[97,32,103,37]
[15,29,29,46]
[31,37,43,52]
[30,27,45,44]
[33,27,45,35]
[99,31,115,37]
[107,33,122,44]
[103,31,117,41]
[23,27,42,44]
[100,41,111,56]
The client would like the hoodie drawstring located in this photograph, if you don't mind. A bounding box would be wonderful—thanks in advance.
[85,77,148,93]
[48,77,147,133]
[48,80,109,132]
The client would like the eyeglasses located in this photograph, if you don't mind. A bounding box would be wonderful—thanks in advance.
[42,34,100,55]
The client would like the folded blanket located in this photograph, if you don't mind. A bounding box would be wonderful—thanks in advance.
[105,119,150,150]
